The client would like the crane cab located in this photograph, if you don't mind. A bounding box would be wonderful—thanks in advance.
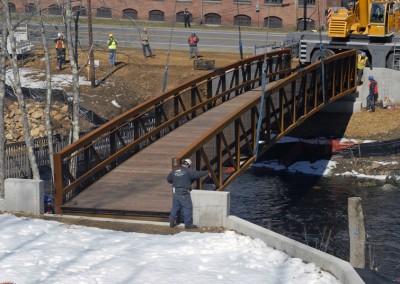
[368,0,396,37]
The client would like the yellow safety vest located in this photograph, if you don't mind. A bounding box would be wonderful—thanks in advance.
[357,54,367,70]
[107,39,118,50]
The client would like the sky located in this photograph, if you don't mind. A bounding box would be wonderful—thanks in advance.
[0,213,341,284]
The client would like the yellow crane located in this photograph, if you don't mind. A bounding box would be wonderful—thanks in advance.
[328,0,400,38]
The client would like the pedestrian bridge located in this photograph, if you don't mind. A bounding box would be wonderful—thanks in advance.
[54,49,357,220]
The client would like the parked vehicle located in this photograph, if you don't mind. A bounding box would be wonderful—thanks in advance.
[0,25,35,56]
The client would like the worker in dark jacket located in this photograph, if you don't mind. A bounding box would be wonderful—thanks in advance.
[54,33,66,71]
[367,76,378,112]
[167,158,209,229]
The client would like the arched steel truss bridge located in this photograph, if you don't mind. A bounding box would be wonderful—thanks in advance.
[54,49,357,217]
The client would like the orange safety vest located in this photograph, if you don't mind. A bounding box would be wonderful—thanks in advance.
[189,35,198,46]
[369,79,378,95]
[55,38,65,49]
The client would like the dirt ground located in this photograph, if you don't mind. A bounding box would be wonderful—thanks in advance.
[26,47,243,125]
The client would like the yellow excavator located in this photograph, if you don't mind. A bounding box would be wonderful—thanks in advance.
[328,0,400,38]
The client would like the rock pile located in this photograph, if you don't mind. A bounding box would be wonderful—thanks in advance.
[5,100,71,143]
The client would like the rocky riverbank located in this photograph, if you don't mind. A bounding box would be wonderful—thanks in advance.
[5,100,70,143]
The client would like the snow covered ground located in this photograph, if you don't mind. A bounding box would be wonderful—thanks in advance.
[5,68,94,89]
[254,137,400,181]
[0,214,341,284]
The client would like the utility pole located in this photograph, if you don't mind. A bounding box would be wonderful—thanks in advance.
[303,0,307,30]
[87,0,95,87]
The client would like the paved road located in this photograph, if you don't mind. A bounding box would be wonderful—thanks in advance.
[28,23,287,53]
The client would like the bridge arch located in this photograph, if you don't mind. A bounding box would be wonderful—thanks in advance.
[54,50,357,217]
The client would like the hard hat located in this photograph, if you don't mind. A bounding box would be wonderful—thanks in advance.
[182,159,192,167]
[191,31,195,34]
[143,28,147,32]
[368,76,374,80]
[57,33,62,37]
[361,52,366,57]
[109,33,113,37]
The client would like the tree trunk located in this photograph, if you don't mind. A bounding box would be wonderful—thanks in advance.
[35,0,55,183]
[348,197,366,268]
[65,1,80,142]
[4,1,40,180]
[0,5,8,197]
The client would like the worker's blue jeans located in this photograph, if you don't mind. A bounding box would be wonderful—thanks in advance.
[109,49,116,66]
[142,44,153,58]
[367,94,375,112]
[169,190,193,227]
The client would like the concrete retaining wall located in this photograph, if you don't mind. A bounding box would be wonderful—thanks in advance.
[360,68,400,106]
[227,216,364,284]
[192,190,364,284]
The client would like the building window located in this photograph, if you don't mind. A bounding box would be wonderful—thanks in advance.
[72,6,87,17]
[176,11,192,23]
[234,15,251,26]
[97,7,112,18]
[234,0,251,4]
[149,10,165,21]
[25,3,35,14]
[123,9,138,19]
[204,13,221,25]
[265,0,282,4]
[9,2,16,13]
[264,16,282,28]
[298,0,315,6]
[297,18,315,30]
[48,4,62,15]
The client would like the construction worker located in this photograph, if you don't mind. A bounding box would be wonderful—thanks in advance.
[188,31,199,59]
[167,158,210,229]
[54,33,66,71]
[367,76,378,112]
[141,28,153,58]
[357,52,372,86]
[107,34,118,67]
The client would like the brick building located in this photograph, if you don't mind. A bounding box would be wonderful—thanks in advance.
[9,0,342,29]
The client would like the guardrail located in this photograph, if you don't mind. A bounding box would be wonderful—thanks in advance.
[54,49,293,213]
[172,50,357,191]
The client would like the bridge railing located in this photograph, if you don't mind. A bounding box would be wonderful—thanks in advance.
[172,50,357,191]
[54,49,293,212]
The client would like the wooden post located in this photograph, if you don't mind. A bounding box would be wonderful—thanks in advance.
[348,197,366,268]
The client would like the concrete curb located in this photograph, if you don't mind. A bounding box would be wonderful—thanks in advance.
[227,216,364,284]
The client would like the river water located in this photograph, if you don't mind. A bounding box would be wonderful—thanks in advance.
[227,168,400,281]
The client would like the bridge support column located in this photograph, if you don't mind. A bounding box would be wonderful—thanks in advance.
[4,178,44,214]
[191,190,230,227]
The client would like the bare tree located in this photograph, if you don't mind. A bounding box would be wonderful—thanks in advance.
[65,0,81,142]
[3,0,40,180]
[35,0,55,181]
[0,4,8,197]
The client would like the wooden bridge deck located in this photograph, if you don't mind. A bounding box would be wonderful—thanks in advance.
[63,88,262,219]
